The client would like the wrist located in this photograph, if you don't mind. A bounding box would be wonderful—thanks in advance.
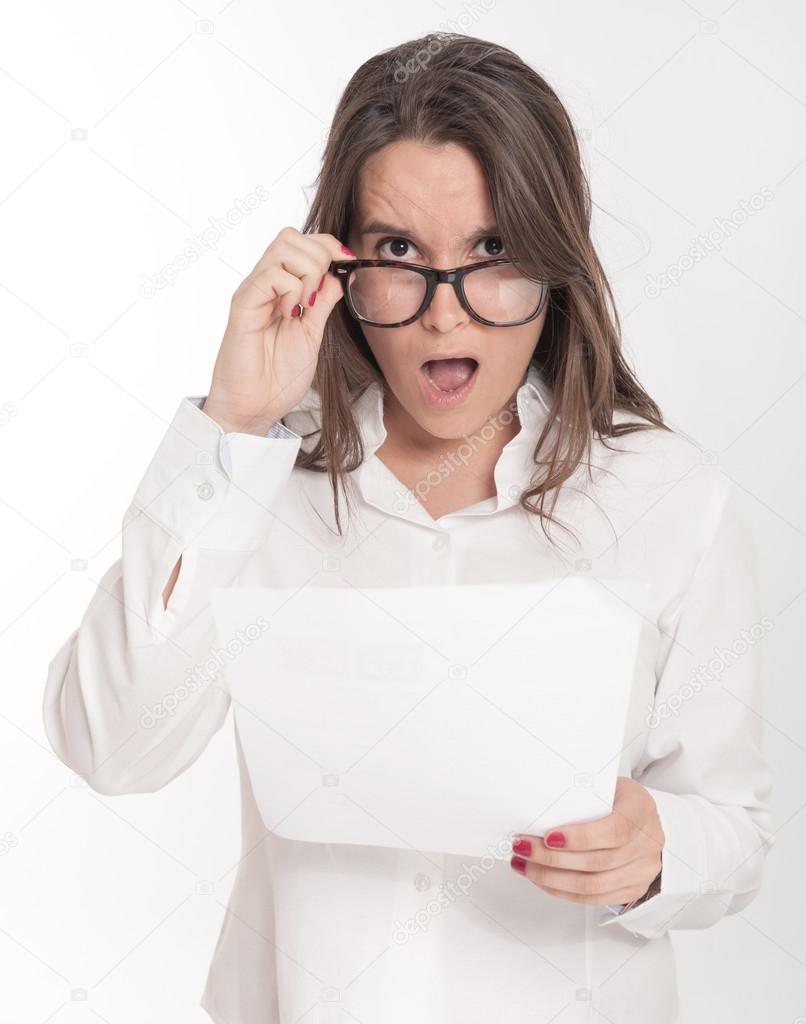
[199,399,285,436]
[621,859,663,914]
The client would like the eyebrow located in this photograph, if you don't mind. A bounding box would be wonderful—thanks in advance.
[357,220,500,244]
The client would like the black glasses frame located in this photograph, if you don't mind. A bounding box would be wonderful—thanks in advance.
[328,257,549,328]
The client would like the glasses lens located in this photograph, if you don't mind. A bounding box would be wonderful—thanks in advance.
[346,262,546,325]
[463,263,545,324]
[348,266,427,324]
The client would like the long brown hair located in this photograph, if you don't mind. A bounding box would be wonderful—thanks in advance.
[296,31,669,540]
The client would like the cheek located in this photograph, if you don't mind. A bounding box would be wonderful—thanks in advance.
[483,322,542,379]
[362,327,419,380]
[509,317,546,358]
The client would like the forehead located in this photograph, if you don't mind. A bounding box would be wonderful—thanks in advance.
[355,140,495,246]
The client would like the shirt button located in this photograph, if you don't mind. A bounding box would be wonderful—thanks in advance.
[432,534,449,550]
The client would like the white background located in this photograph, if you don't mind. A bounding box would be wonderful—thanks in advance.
[1,1,804,1021]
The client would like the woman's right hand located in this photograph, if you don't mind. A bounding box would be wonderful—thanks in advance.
[201,227,354,435]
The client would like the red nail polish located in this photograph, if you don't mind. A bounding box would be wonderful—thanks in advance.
[341,244,356,255]
[545,831,566,848]
[308,291,317,306]
[290,304,300,318]
[512,838,532,856]
[511,856,527,873]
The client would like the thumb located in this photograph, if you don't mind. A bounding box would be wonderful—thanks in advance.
[299,269,345,341]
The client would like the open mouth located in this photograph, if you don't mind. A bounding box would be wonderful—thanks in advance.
[420,356,479,393]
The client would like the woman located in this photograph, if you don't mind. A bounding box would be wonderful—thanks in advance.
[43,31,774,1024]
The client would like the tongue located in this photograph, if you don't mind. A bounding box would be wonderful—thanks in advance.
[425,357,477,391]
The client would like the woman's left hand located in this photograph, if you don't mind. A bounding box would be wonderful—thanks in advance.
[510,776,665,906]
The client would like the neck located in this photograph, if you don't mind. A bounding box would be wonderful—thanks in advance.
[375,386,523,517]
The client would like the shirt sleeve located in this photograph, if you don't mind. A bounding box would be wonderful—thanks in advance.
[598,466,776,939]
[42,395,302,795]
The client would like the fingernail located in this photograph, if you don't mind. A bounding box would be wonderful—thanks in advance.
[290,304,300,318]
[512,838,532,856]
[510,856,527,874]
[341,244,356,255]
[318,274,325,292]
[545,831,566,848]
[308,291,317,306]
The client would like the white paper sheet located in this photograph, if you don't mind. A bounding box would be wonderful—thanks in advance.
[210,576,647,858]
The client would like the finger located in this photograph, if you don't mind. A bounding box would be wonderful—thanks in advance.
[530,881,650,907]
[511,836,638,873]
[538,811,634,853]
[260,240,328,315]
[257,229,352,310]
[232,265,304,320]
[511,856,644,899]
[282,233,353,336]
[256,228,351,271]
[296,265,347,341]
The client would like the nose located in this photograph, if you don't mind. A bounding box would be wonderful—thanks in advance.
[421,278,469,333]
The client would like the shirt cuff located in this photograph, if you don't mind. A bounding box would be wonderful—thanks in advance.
[597,784,766,938]
[603,862,663,919]
[186,396,299,440]
[129,395,302,553]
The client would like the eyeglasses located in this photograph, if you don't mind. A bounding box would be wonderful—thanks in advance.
[329,257,549,328]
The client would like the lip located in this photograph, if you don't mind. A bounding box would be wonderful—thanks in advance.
[417,356,480,410]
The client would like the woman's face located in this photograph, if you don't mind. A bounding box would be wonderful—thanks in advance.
[345,139,547,445]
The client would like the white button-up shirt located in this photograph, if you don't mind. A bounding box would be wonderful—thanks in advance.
[43,362,775,1024]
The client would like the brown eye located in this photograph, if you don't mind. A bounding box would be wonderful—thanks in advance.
[482,237,504,257]
[378,237,418,259]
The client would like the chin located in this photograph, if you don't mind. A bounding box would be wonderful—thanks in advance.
[412,396,495,442]
[383,367,504,442]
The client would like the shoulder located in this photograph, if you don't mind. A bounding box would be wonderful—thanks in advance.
[586,410,735,552]
[595,408,714,484]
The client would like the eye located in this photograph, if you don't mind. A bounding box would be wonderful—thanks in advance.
[376,236,420,260]
[374,234,505,261]
[474,236,505,258]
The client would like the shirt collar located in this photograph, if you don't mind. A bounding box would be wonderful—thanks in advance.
[352,362,555,528]
[352,361,549,454]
